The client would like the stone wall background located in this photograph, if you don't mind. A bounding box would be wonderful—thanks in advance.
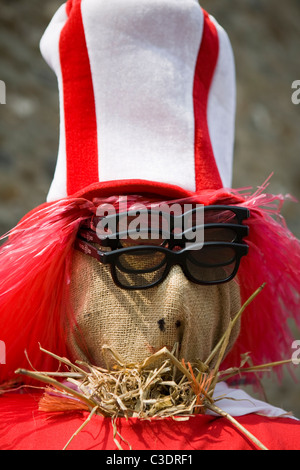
[0,0,300,419]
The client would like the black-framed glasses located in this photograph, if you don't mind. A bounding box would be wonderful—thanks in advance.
[75,204,249,290]
[74,238,249,290]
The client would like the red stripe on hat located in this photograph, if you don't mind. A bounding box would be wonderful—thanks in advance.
[66,0,74,16]
[60,0,99,196]
[193,9,222,191]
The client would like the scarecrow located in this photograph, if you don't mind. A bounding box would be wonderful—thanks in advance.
[0,0,300,450]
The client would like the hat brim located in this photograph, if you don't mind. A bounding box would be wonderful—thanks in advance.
[72,179,194,201]
[19,179,243,228]
[71,179,243,207]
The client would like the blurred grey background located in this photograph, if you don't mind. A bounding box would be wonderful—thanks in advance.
[0,0,300,419]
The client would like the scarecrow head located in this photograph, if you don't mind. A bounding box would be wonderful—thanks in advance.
[0,0,299,384]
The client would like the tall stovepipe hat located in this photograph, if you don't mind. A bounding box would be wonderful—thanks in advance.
[0,0,299,384]
[42,0,236,202]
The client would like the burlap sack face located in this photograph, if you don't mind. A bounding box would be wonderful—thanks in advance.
[68,250,241,369]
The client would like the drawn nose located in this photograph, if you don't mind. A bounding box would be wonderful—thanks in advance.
[151,265,191,352]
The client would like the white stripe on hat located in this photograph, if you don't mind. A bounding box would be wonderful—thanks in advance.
[82,0,203,192]
[207,16,236,190]
[40,4,68,201]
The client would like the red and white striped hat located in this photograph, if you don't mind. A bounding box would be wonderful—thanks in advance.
[40,0,236,201]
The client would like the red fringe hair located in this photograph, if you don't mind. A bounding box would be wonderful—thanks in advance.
[0,198,96,384]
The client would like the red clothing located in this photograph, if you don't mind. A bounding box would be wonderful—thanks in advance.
[0,392,299,450]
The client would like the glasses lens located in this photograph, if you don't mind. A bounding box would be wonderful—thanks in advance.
[188,245,236,266]
[186,245,237,283]
[116,249,167,274]
[204,227,238,243]
[204,208,240,225]
[114,265,167,289]
[114,249,167,288]
[120,237,167,248]
[117,212,169,248]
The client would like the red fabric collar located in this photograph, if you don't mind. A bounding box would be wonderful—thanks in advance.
[1,393,299,451]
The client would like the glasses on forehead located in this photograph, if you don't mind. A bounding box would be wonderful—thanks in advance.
[80,205,249,249]
[89,205,249,231]
[78,223,249,249]
[74,205,249,290]
[74,239,248,290]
